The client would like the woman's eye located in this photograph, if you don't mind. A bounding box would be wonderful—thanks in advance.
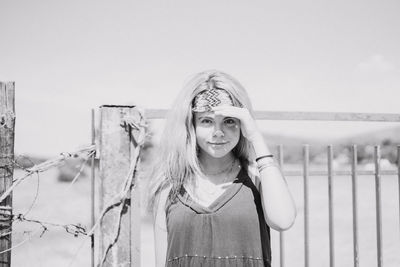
[200,119,212,124]
[224,118,236,126]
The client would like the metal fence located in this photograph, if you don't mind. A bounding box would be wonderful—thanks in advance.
[146,109,400,267]
[283,143,399,267]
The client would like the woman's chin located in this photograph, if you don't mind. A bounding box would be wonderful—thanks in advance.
[205,149,231,159]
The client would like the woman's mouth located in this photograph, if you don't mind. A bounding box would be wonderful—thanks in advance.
[208,142,228,146]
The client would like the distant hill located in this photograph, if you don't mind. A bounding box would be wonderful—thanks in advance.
[332,126,400,164]
[262,132,320,147]
[261,132,329,163]
[335,126,400,145]
[14,154,48,169]
[261,126,400,163]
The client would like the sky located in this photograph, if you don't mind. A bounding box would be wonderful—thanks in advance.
[1,0,400,156]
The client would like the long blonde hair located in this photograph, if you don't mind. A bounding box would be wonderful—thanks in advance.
[147,70,256,210]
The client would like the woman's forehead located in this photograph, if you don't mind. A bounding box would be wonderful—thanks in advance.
[194,111,214,118]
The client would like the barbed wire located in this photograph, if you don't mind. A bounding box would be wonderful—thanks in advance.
[0,144,96,258]
[99,114,146,265]
[22,171,40,217]
[0,111,146,265]
[13,214,87,237]
[0,228,43,255]
[12,154,36,171]
[68,113,146,267]
[0,213,88,256]
[0,144,96,204]
[66,150,95,190]
[0,170,43,236]
[0,213,88,240]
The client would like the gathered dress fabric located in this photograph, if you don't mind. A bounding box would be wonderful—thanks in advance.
[165,167,271,267]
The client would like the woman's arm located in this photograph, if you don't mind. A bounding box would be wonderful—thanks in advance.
[153,186,171,267]
[252,134,297,231]
[212,106,297,231]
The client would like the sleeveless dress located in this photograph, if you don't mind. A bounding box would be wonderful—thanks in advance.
[165,167,271,267]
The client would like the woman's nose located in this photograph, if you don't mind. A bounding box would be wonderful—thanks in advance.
[213,129,224,137]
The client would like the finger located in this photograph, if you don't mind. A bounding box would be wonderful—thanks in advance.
[211,106,241,116]
[213,109,240,120]
[213,106,250,121]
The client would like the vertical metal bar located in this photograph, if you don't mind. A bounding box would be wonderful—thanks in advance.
[303,145,310,267]
[90,109,95,267]
[374,146,383,267]
[397,146,400,235]
[277,145,286,267]
[327,145,335,267]
[351,145,360,267]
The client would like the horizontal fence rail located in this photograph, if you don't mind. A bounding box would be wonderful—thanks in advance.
[145,109,400,122]
[144,108,400,267]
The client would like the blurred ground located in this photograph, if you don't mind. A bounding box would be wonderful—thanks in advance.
[11,163,400,267]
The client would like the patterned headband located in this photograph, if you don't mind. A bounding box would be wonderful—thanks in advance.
[192,87,234,112]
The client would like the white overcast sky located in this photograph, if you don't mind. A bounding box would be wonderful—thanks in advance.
[1,0,399,156]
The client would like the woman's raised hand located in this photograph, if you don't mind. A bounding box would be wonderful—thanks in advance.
[212,106,262,144]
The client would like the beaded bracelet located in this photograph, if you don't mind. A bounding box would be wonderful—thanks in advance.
[255,154,273,162]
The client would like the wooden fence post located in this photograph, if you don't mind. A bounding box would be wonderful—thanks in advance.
[98,105,141,266]
[0,82,15,267]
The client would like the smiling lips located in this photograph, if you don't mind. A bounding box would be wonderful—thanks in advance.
[209,142,228,145]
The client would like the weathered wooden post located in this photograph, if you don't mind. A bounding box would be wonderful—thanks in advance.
[98,105,142,266]
[0,82,15,266]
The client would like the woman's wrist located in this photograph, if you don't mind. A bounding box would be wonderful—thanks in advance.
[256,154,273,162]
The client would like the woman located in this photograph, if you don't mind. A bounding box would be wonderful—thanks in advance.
[148,70,296,267]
